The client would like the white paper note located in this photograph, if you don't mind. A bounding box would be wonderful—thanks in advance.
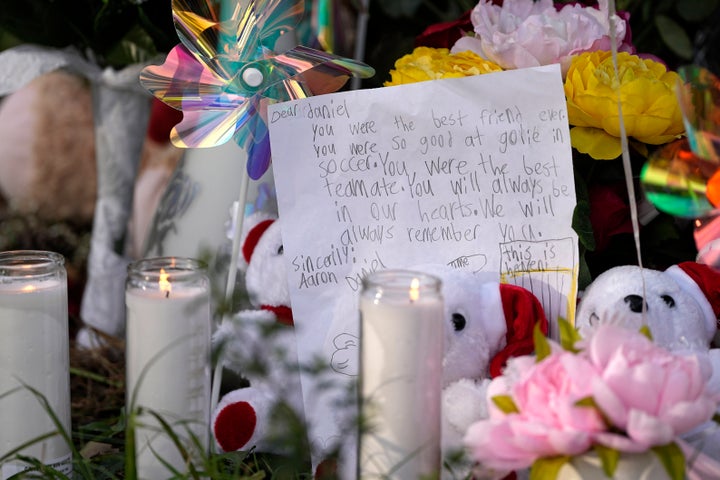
[268,64,578,464]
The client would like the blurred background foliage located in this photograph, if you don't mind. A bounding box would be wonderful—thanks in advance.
[1,0,717,80]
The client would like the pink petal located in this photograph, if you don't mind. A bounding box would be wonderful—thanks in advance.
[626,409,674,446]
[663,399,718,435]
[592,377,627,427]
[593,431,649,453]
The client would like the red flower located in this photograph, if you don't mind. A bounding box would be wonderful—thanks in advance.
[589,183,633,252]
[414,9,473,49]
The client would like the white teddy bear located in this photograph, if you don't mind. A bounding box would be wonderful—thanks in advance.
[575,262,720,353]
[575,261,720,460]
[210,234,548,474]
[412,264,547,471]
[210,212,304,454]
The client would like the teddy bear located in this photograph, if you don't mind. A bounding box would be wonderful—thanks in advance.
[411,264,548,470]
[0,69,97,223]
[575,261,720,353]
[210,212,304,454]
[575,261,720,459]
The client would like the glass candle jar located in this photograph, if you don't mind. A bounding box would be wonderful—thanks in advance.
[125,257,212,479]
[0,250,72,479]
[358,270,444,479]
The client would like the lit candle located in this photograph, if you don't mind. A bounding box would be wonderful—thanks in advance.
[0,251,72,479]
[358,270,444,479]
[125,257,211,479]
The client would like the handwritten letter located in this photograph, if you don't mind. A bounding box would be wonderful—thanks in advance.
[268,64,578,457]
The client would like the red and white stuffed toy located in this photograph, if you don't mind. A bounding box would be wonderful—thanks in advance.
[211,212,303,454]
[412,264,548,464]
[575,261,720,353]
[575,261,720,458]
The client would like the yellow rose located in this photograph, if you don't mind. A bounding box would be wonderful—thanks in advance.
[565,51,685,160]
[384,47,502,86]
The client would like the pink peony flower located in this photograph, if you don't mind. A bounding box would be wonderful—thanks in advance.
[584,325,719,452]
[464,348,606,471]
[451,0,633,74]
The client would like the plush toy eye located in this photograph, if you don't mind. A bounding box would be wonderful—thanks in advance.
[277,244,284,255]
[624,294,647,313]
[451,313,466,331]
[661,294,675,308]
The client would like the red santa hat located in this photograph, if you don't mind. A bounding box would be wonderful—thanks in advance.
[241,216,294,325]
[488,283,548,378]
[664,261,720,342]
[242,218,275,264]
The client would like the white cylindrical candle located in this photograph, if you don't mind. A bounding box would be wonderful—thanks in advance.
[0,250,72,479]
[358,270,444,479]
[125,257,211,480]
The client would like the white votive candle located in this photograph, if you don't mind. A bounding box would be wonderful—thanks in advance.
[358,270,444,479]
[125,257,211,480]
[0,251,72,479]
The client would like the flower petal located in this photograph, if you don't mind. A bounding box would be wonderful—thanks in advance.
[570,127,621,159]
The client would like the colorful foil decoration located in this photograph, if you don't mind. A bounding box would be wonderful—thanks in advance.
[640,138,718,218]
[140,0,374,179]
[677,65,720,163]
[642,66,720,221]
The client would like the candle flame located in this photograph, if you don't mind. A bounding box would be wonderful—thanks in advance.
[159,268,171,295]
[409,277,420,302]
[21,285,36,293]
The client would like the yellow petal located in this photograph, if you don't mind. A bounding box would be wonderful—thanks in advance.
[601,114,672,138]
[566,100,601,128]
[570,127,622,160]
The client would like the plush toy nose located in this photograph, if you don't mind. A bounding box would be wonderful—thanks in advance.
[624,294,647,313]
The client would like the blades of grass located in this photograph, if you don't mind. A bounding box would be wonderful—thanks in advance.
[0,432,57,462]
[12,454,72,480]
[70,367,123,388]
[20,381,94,478]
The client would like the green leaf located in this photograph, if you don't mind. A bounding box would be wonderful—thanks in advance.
[651,443,685,480]
[529,456,570,480]
[572,199,595,251]
[379,0,424,17]
[654,15,694,60]
[676,0,720,22]
[574,396,596,408]
[491,395,519,414]
[594,444,620,477]
[639,325,654,341]
[534,323,551,361]
[558,318,582,352]
[577,251,593,291]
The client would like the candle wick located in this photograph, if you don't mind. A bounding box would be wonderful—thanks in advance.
[165,290,170,299]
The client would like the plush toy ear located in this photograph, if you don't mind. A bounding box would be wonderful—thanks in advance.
[489,284,547,377]
[665,261,720,341]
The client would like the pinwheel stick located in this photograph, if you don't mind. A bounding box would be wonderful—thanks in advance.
[210,168,250,421]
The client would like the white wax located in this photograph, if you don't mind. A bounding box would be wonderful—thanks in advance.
[126,285,211,480]
[0,280,72,478]
[359,295,444,479]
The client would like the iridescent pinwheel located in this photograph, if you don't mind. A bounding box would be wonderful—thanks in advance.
[641,66,720,218]
[140,0,375,180]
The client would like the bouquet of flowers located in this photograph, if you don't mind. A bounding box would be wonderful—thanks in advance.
[383,0,701,286]
[463,322,720,480]
[385,0,684,161]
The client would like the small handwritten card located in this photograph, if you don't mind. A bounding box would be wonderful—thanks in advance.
[268,64,578,458]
